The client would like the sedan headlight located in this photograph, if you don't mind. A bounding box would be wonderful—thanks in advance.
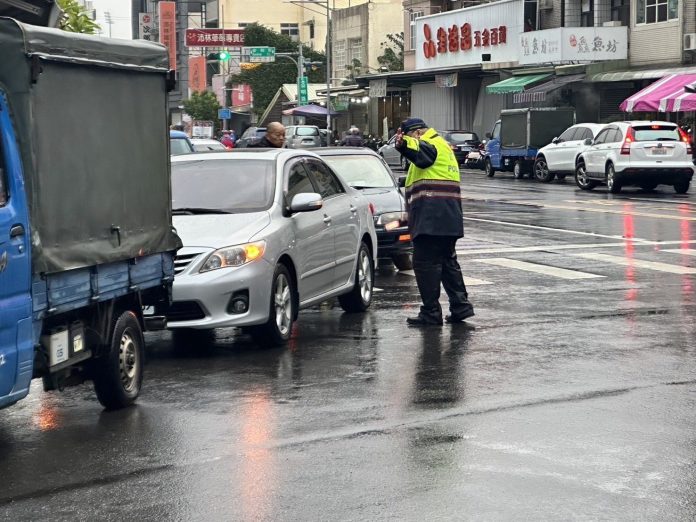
[376,211,408,230]
[199,241,266,273]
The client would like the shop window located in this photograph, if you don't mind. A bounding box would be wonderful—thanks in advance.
[281,23,299,41]
[611,0,630,25]
[409,10,423,51]
[334,40,346,78]
[637,0,678,24]
[581,0,594,27]
[348,39,362,66]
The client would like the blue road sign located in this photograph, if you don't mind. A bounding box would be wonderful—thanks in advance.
[218,108,232,119]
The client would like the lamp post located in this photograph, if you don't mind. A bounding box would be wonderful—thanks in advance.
[287,0,333,136]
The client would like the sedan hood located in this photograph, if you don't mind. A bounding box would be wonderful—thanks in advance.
[357,187,405,214]
[173,212,271,249]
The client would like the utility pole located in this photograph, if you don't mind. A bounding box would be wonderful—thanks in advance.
[104,11,113,38]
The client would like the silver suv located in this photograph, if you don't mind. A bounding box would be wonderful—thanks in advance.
[285,125,321,149]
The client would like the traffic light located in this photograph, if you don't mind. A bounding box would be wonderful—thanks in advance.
[207,50,231,62]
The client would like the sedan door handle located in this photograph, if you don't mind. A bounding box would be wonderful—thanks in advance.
[10,224,24,238]
[349,205,358,213]
[323,215,332,224]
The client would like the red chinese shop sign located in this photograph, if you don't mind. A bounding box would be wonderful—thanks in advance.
[415,0,524,70]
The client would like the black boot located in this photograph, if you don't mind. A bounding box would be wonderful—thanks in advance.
[407,314,443,326]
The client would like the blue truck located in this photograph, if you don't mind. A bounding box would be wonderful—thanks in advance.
[0,17,181,410]
[484,108,576,179]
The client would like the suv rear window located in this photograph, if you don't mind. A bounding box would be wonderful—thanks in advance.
[632,125,680,142]
[296,127,319,136]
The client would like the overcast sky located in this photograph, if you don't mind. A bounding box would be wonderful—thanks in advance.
[90,0,132,40]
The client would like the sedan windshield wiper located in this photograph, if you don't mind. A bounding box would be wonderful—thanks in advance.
[172,207,232,215]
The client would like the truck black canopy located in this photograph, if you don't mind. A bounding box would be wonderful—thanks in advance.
[0,18,180,273]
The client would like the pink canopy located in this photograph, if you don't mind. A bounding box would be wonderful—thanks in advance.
[620,73,696,112]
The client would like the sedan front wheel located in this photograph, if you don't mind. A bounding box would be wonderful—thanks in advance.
[339,242,374,313]
[251,263,295,346]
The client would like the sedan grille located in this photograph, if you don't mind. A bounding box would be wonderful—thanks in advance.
[174,252,203,274]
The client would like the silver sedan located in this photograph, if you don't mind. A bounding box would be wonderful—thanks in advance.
[167,150,378,346]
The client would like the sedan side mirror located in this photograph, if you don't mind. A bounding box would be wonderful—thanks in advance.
[552,137,560,144]
[290,192,323,213]
[397,176,407,188]
[584,138,593,146]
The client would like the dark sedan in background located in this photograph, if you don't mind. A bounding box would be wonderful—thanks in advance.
[440,130,482,165]
[316,148,413,271]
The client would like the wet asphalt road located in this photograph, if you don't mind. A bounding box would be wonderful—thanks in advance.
[3,169,696,520]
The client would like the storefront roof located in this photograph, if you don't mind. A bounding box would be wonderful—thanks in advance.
[486,74,552,94]
[620,73,696,112]
[591,66,696,82]
[525,74,585,94]
[355,65,483,88]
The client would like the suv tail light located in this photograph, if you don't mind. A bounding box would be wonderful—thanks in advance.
[621,127,635,155]
[678,127,693,155]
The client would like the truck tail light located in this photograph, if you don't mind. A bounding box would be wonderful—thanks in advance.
[621,127,634,155]
[678,127,692,155]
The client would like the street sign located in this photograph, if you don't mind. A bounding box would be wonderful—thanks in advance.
[297,76,309,106]
[185,29,245,47]
[218,108,232,120]
[243,46,276,63]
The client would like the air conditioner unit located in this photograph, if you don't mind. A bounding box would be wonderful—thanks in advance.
[539,0,553,10]
[684,33,696,51]
[602,21,622,27]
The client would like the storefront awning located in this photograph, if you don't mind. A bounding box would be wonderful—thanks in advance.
[591,66,696,82]
[486,74,552,94]
[620,73,696,112]
[512,74,585,103]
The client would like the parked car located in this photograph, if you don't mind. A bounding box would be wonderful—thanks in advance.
[315,147,413,271]
[191,138,228,152]
[533,123,605,182]
[575,121,694,194]
[441,130,482,165]
[170,130,194,155]
[167,150,377,346]
[235,126,266,148]
[285,125,322,149]
[378,135,410,170]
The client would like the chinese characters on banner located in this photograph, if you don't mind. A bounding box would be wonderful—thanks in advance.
[423,23,508,59]
[188,56,207,94]
[518,27,628,64]
[415,0,523,70]
[231,84,252,107]
[185,29,245,47]
[138,13,154,41]
[158,1,176,71]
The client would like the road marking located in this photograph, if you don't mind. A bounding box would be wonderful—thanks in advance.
[472,258,604,280]
[573,253,696,274]
[462,216,651,242]
[663,248,696,256]
[456,239,696,256]
[399,270,493,285]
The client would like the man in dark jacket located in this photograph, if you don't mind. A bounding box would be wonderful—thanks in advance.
[341,127,364,147]
[395,118,474,326]
[249,122,286,148]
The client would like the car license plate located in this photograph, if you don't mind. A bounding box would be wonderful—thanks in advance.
[468,152,480,160]
[652,147,667,155]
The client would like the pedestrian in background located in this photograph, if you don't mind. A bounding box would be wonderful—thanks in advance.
[249,122,286,148]
[395,118,475,326]
[341,127,364,147]
[220,130,235,149]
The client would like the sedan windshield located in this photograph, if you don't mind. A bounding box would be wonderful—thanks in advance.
[447,132,478,143]
[172,159,276,213]
[170,138,193,155]
[322,155,395,189]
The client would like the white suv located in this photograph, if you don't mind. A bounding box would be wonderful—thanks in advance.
[575,121,694,194]
[534,123,605,182]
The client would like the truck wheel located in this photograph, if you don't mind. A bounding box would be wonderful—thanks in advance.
[392,253,413,271]
[338,242,374,313]
[92,310,144,410]
[251,263,295,347]
[513,161,525,179]
[533,157,555,182]
[485,158,495,177]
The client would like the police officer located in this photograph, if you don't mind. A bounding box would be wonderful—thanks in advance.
[395,118,474,326]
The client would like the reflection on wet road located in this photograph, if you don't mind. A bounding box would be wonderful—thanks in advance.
[2,170,696,520]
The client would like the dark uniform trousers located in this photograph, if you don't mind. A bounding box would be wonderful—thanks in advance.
[412,234,471,322]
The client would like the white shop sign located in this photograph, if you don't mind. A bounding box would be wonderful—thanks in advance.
[415,0,524,71]
[519,26,628,65]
